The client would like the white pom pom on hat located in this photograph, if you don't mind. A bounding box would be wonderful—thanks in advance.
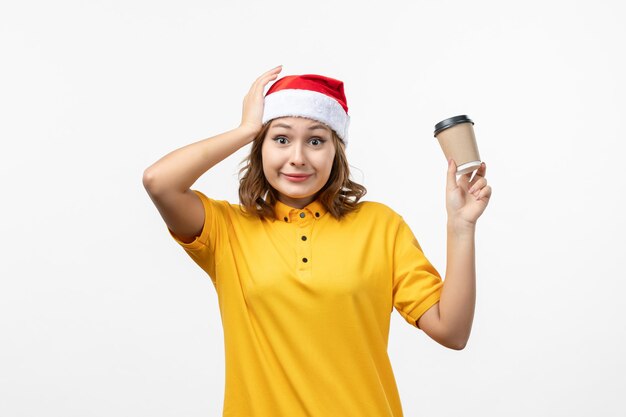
[262,74,350,144]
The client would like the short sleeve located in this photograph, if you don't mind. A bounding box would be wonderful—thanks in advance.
[167,189,231,285]
[392,218,443,329]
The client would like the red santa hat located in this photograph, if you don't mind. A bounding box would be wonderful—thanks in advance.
[262,74,350,144]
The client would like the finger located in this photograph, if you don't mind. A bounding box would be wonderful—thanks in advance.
[250,66,282,93]
[257,66,283,83]
[253,75,278,95]
[446,158,458,191]
[266,64,283,73]
[476,185,492,201]
[256,65,283,81]
[468,177,487,194]
[473,162,487,179]
[252,74,277,93]
[459,171,473,187]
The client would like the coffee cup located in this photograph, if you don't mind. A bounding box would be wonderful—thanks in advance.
[434,115,481,175]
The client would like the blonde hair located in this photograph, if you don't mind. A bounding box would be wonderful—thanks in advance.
[238,122,366,220]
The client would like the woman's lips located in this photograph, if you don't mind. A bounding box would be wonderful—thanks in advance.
[282,173,312,182]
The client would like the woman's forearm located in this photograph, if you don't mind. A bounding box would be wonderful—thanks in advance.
[143,125,258,195]
[438,221,477,348]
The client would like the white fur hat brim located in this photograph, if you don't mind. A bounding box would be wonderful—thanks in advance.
[262,89,350,144]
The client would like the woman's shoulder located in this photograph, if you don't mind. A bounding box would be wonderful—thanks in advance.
[191,189,247,216]
[354,199,403,220]
[192,189,233,207]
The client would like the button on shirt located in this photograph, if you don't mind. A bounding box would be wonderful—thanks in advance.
[168,189,443,417]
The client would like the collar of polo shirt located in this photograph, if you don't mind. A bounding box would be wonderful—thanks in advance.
[274,199,327,223]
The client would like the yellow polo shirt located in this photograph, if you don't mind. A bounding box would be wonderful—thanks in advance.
[168,189,443,417]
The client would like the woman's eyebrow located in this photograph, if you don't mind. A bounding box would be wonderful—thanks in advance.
[308,124,330,131]
[271,122,329,131]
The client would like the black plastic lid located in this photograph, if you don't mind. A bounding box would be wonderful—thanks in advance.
[434,115,474,136]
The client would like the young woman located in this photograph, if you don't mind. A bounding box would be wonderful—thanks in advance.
[143,65,492,416]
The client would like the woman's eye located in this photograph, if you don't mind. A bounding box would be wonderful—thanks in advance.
[274,136,288,144]
[310,138,324,146]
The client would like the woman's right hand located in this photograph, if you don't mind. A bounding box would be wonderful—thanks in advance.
[239,65,283,136]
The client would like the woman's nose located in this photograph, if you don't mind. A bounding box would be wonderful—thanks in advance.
[289,143,306,166]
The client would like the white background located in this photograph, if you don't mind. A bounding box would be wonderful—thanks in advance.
[1,0,624,416]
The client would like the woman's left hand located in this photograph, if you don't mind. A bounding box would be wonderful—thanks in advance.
[446,159,492,229]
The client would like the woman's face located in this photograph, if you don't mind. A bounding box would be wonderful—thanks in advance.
[262,116,336,209]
